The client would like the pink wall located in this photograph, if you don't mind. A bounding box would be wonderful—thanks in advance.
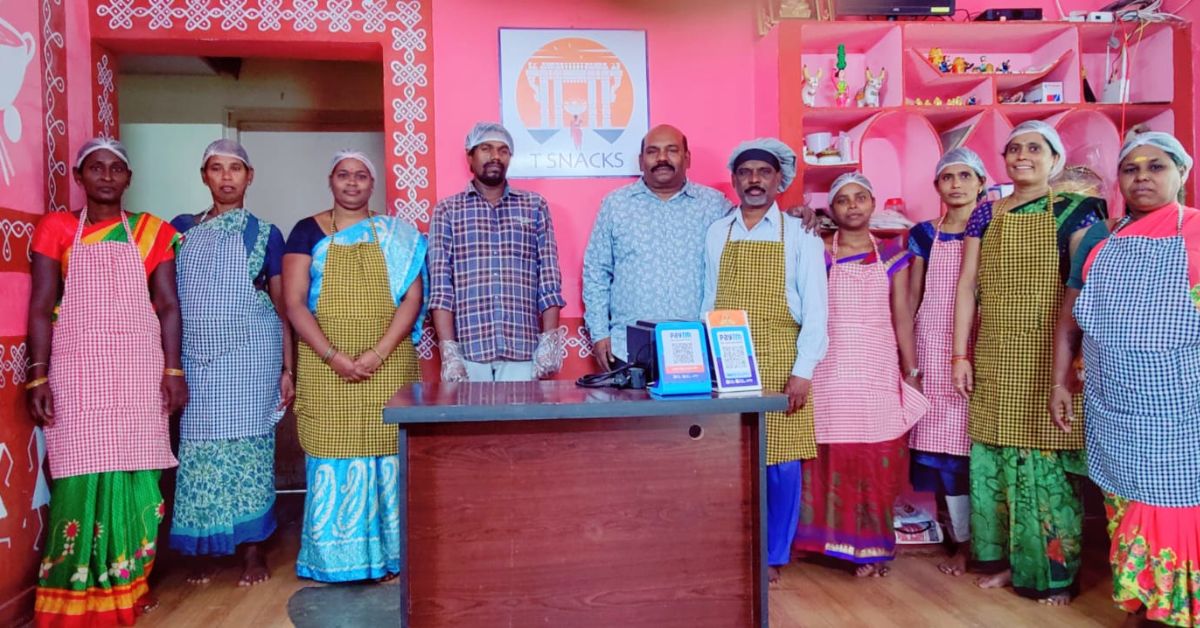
[431,0,763,320]
[0,0,53,623]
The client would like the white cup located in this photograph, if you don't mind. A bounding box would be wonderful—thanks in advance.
[805,132,832,154]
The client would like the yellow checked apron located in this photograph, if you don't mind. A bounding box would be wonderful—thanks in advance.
[296,218,420,458]
[970,204,1083,450]
[714,219,814,464]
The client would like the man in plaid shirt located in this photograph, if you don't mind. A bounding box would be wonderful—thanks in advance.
[428,122,567,382]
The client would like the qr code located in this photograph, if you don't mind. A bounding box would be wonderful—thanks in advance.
[717,331,750,373]
[670,334,699,364]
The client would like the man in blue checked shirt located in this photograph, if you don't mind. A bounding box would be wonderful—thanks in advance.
[428,122,567,382]
[582,124,734,370]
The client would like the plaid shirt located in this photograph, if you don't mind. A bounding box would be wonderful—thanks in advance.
[428,183,566,362]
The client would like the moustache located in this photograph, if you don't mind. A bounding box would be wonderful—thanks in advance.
[652,163,674,172]
[745,186,766,195]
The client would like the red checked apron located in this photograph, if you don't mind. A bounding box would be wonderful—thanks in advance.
[45,209,176,479]
[812,233,928,444]
[910,223,972,456]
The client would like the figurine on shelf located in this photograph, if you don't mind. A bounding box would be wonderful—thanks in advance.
[832,44,851,108]
[999,59,1012,73]
[951,57,974,73]
[855,68,885,108]
[967,95,978,105]
[977,55,994,73]
[929,47,945,70]
[933,96,943,106]
[939,58,951,73]
[802,64,822,107]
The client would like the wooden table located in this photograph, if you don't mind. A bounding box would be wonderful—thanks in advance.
[384,380,786,628]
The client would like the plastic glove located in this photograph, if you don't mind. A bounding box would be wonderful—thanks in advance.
[439,340,468,382]
[531,328,567,379]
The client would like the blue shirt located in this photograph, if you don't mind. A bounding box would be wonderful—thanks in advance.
[582,178,732,360]
[701,204,829,379]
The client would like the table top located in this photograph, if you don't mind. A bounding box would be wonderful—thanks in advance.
[383,380,787,424]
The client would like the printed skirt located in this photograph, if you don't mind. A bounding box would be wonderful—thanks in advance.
[169,434,277,556]
[1106,493,1200,626]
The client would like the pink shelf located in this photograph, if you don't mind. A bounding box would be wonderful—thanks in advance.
[798,24,903,108]
[993,50,1074,94]
[859,111,942,223]
[1079,22,1174,105]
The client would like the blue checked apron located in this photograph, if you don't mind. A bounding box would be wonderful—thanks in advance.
[177,209,284,440]
[1075,205,1200,507]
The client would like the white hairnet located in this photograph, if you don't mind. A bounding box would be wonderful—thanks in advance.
[202,138,251,169]
[1006,120,1066,177]
[1119,131,1193,178]
[829,171,874,204]
[727,137,798,191]
[936,147,987,179]
[75,137,130,170]
[465,122,514,153]
[329,150,377,180]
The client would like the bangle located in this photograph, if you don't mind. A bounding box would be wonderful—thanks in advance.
[369,348,386,364]
[282,368,293,377]
[951,356,971,363]
[27,361,47,372]
[1051,384,1067,391]
[322,346,337,363]
[164,368,185,377]
[24,377,48,390]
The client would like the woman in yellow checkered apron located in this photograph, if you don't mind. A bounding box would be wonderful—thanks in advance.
[951,121,1107,604]
[282,151,427,582]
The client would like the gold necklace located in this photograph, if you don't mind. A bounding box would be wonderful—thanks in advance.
[995,185,1055,216]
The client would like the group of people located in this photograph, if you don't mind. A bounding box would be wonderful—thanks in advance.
[583,121,1199,627]
[22,114,1198,628]
[24,122,566,627]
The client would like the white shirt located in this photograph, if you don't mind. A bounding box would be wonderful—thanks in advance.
[701,203,829,379]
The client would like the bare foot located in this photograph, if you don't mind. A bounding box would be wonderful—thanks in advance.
[375,571,399,584]
[855,563,890,578]
[768,566,783,586]
[185,561,217,585]
[976,569,1011,589]
[938,548,968,576]
[237,544,270,587]
[1038,591,1072,606]
[135,594,159,614]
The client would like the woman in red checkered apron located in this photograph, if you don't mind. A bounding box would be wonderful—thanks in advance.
[907,148,988,577]
[795,172,929,577]
[26,138,186,627]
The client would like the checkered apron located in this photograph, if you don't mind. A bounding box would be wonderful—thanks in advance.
[910,225,972,456]
[44,209,176,479]
[713,219,813,464]
[295,218,419,458]
[813,234,928,445]
[177,210,284,440]
[970,209,1084,449]
[1075,206,1200,506]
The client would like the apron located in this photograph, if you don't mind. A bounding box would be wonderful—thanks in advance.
[177,209,284,441]
[910,223,972,456]
[813,233,927,444]
[295,216,419,458]
[713,217,812,464]
[970,206,1084,450]
[45,209,176,479]
[1075,205,1200,506]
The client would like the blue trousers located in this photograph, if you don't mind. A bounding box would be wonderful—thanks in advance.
[768,460,803,567]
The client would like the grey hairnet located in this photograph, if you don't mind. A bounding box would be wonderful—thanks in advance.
[727,137,798,191]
